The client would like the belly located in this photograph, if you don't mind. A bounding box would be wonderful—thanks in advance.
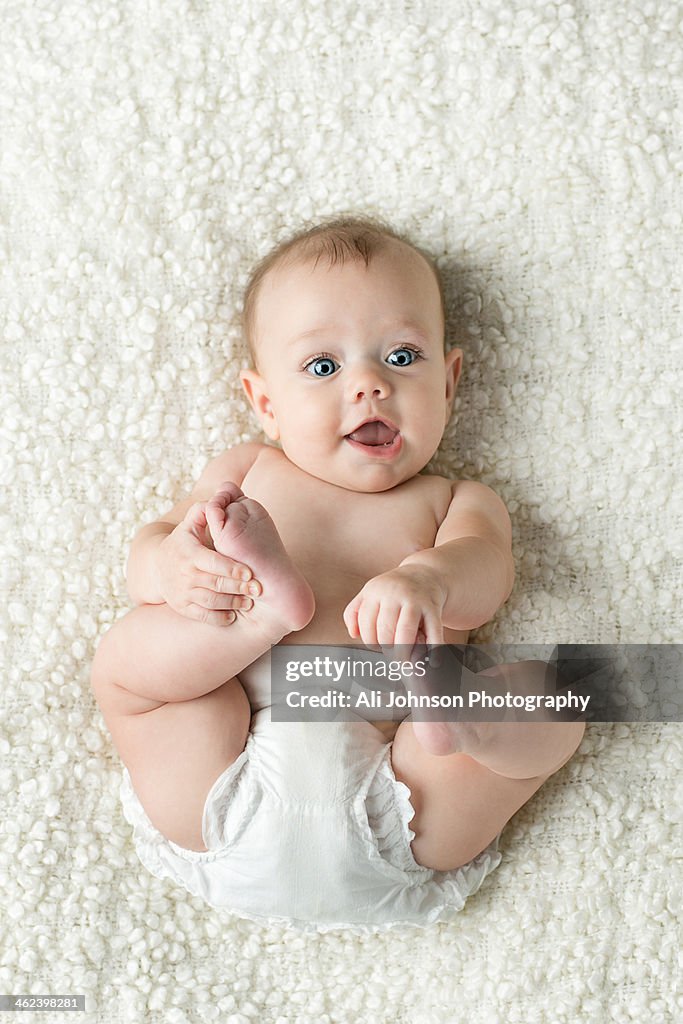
[276,544,388,645]
[238,649,403,743]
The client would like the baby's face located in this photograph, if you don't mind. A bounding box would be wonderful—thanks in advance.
[241,241,462,492]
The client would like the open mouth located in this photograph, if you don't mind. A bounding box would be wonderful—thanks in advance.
[344,418,402,457]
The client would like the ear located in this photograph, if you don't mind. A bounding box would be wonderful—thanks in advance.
[240,369,280,441]
[444,346,463,419]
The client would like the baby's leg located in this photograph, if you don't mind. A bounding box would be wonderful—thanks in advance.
[91,489,314,851]
[391,661,585,871]
[412,660,584,777]
[94,486,314,706]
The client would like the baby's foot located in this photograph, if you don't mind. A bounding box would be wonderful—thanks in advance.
[205,482,315,642]
[411,662,580,778]
[410,719,484,758]
[405,653,495,757]
[411,661,527,758]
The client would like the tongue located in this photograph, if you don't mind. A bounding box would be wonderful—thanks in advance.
[348,421,396,445]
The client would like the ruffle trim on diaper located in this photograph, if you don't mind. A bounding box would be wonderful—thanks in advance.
[360,745,503,925]
[201,737,257,852]
[195,836,501,935]
[364,750,432,877]
[119,769,173,881]
[426,839,503,923]
[209,904,471,935]
[119,740,256,872]
[119,741,502,932]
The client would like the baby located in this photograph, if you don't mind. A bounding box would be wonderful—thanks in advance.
[91,215,585,930]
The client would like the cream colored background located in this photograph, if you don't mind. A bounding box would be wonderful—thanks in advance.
[1,1,681,1021]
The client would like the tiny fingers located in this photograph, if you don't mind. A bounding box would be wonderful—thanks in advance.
[184,500,205,517]
[344,583,446,650]
[376,605,401,648]
[214,565,262,597]
[185,603,237,626]
[205,482,244,509]
[422,611,445,648]
[213,481,244,500]
[204,500,225,535]
[184,501,208,536]
[393,605,422,648]
[343,595,361,638]
[195,550,261,596]
[356,600,381,647]
[191,587,254,612]
[210,573,261,598]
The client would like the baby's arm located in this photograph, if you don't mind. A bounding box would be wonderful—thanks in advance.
[343,481,514,646]
[126,442,264,621]
[400,480,514,631]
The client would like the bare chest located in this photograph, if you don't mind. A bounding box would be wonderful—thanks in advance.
[241,451,450,643]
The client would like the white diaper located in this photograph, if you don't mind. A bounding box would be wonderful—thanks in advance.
[120,697,501,932]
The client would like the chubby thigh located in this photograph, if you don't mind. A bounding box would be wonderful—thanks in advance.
[95,670,252,853]
[390,720,551,872]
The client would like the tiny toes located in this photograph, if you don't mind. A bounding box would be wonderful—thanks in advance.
[215,481,243,501]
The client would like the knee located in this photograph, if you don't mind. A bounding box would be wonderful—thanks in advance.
[90,623,123,697]
[411,832,492,872]
[90,606,143,695]
[546,719,586,774]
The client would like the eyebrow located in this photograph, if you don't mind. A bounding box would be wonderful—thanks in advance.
[289,325,337,343]
[289,318,430,344]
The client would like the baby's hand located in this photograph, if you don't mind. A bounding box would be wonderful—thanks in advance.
[343,565,447,650]
[155,500,261,625]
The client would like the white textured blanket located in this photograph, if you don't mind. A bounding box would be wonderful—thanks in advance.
[1,1,681,1021]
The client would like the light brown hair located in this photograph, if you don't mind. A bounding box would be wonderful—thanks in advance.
[241,213,446,366]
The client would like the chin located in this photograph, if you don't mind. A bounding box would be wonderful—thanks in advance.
[346,466,418,493]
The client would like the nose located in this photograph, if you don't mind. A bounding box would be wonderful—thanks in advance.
[346,360,392,402]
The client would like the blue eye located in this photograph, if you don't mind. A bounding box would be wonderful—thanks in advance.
[387,347,419,366]
[305,356,339,376]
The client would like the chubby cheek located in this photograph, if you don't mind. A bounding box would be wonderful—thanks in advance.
[416,386,450,432]
[276,403,336,455]
[409,413,447,466]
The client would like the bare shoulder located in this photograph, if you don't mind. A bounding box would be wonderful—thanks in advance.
[434,476,512,546]
[156,441,269,526]
[450,478,511,520]
[198,441,269,492]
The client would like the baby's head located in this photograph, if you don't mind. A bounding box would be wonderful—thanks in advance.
[240,215,462,492]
